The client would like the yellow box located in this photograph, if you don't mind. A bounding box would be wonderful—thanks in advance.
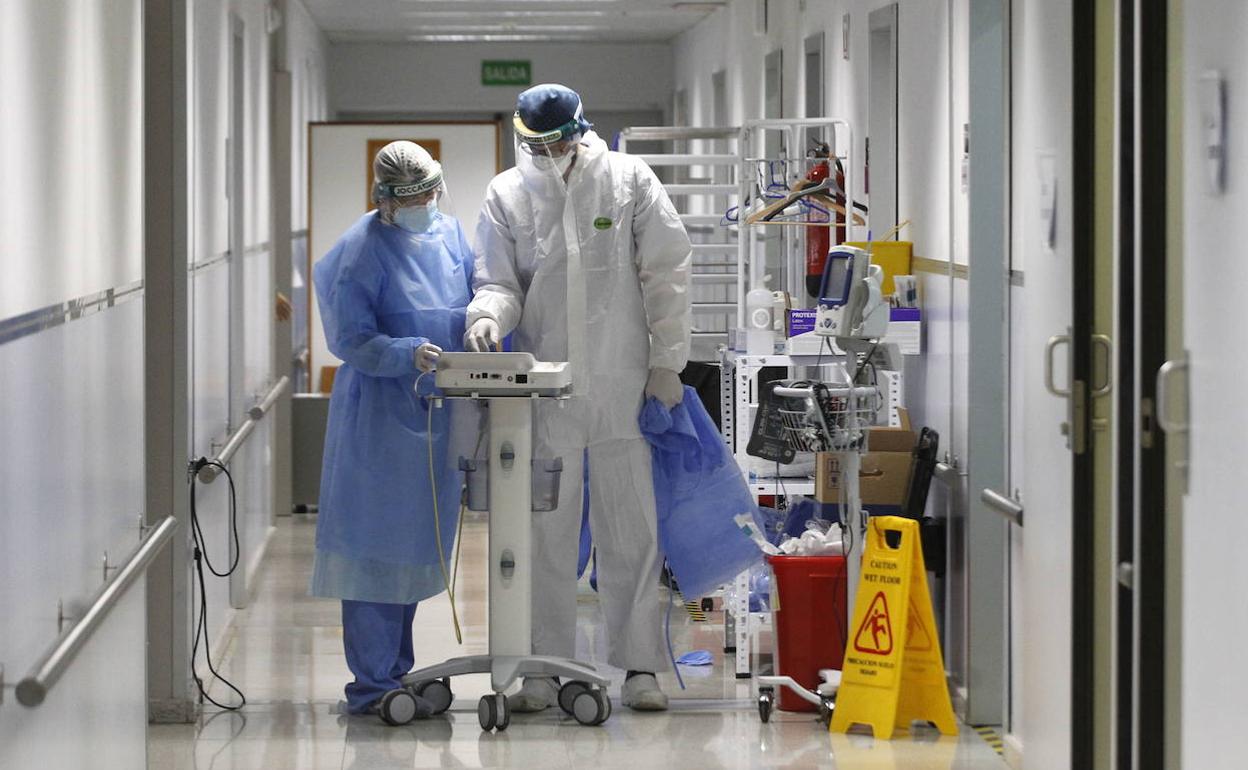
[846,240,913,296]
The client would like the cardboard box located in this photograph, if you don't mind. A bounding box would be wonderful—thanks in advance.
[864,407,915,452]
[814,409,916,507]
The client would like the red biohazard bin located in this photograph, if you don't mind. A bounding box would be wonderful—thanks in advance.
[766,554,848,712]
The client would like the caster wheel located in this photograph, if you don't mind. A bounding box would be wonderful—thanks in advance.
[558,680,591,716]
[477,694,497,731]
[495,694,511,732]
[478,693,509,732]
[757,688,774,723]
[571,689,611,726]
[818,696,835,727]
[379,688,419,726]
[415,678,454,715]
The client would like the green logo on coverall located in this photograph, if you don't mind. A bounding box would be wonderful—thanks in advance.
[593,217,613,230]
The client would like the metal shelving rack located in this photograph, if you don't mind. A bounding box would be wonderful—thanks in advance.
[617,126,741,363]
[722,118,861,678]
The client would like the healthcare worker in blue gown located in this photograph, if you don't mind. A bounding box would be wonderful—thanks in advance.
[311,141,473,718]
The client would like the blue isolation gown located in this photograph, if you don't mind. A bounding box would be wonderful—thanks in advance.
[310,210,475,604]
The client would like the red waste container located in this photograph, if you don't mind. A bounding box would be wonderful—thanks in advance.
[766,554,848,712]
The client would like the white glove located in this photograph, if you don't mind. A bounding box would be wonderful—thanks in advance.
[464,318,501,352]
[415,342,442,373]
[645,367,684,408]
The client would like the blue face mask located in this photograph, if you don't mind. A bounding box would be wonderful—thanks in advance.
[394,202,438,233]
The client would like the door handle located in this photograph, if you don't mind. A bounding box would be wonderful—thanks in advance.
[1155,356,1189,435]
[1045,334,1071,397]
[1091,334,1113,397]
[981,488,1024,527]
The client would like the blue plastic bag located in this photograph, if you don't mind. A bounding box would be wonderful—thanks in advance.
[641,386,764,599]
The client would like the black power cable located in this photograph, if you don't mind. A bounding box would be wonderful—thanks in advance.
[188,457,247,711]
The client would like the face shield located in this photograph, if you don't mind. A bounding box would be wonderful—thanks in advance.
[372,141,453,232]
[374,167,458,235]
[513,107,590,180]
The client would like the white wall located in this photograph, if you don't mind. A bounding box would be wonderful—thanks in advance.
[1180,2,1248,768]
[281,0,330,359]
[1012,0,1076,766]
[185,0,329,681]
[0,2,147,766]
[674,0,959,262]
[672,0,964,438]
[306,122,500,377]
[329,41,674,117]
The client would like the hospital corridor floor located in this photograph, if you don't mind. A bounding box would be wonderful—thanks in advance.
[147,514,1009,769]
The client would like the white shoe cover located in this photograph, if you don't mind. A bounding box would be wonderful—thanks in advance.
[621,673,669,711]
[509,677,558,713]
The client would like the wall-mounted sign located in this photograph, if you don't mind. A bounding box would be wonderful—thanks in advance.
[482,60,531,87]
[1200,70,1225,195]
[1036,150,1058,252]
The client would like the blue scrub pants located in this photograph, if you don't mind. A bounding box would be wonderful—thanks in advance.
[342,600,418,714]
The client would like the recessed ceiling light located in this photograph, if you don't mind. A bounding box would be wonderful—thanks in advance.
[406,33,598,42]
[400,10,610,18]
[407,24,601,32]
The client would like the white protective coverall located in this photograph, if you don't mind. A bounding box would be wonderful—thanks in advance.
[468,130,692,672]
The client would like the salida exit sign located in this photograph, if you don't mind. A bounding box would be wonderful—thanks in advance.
[481,60,532,86]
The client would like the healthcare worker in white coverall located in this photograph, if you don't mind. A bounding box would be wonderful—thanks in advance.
[465,83,691,712]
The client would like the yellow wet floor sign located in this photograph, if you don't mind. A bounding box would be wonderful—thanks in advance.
[830,515,958,739]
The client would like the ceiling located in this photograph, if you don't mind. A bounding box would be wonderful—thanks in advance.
[300,0,727,44]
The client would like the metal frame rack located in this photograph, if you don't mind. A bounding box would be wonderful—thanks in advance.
[617,126,741,362]
[723,118,862,677]
[734,118,855,321]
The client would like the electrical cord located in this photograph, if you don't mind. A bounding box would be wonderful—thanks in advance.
[417,371,464,645]
[664,568,686,691]
[188,457,246,711]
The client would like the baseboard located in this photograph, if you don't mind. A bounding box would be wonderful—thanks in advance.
[243,525,277,603]
[149,697,201,724]
[1002,732,1023,769]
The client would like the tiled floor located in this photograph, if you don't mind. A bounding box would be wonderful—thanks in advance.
[148,514,1009,769]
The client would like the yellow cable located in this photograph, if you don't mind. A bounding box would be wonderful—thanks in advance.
[450,432,481,601]
[423,376,463,645]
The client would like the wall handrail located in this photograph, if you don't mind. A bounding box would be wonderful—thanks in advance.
[248,375,290,420]
[981,488,1024,527]
[199,376,290,483]
[15,516,178,707]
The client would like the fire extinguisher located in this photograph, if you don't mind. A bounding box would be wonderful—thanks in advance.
[805,140,847,298]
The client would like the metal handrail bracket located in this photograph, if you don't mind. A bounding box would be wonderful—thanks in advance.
[981,488,1025,527]
[933,461,960,486]
[16,516,178,707]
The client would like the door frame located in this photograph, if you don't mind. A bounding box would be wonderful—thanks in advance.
[1070,0,1098,762]
[1129,0,1171,766]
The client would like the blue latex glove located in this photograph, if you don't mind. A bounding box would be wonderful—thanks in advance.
[676,650,714,666]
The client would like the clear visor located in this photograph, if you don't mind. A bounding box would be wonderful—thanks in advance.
[376,177,452,225]
[518,136,579,158]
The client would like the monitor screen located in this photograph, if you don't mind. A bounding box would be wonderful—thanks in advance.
[821,254,851,304]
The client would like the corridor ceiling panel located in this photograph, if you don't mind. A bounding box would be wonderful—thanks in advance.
[302,0,725,43]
